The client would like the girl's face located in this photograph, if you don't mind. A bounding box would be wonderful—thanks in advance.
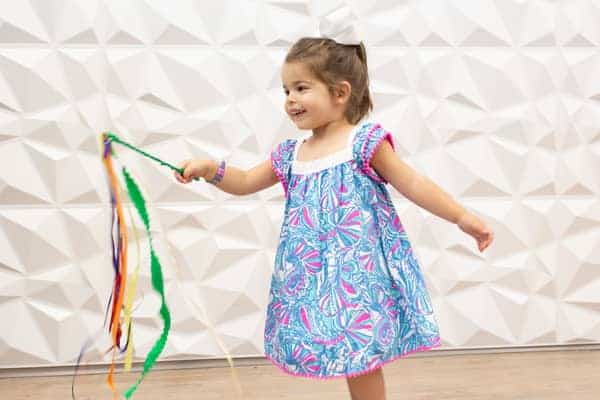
[281,62,348,129]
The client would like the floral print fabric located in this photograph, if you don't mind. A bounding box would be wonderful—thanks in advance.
[265,120,441,379]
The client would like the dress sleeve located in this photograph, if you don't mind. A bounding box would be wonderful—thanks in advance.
[270,139,293,197]
[360,124,396,184]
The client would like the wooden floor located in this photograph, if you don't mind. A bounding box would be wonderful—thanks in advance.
[1,349,599,399]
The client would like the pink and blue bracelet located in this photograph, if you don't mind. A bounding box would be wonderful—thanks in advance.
[207,159,226,184]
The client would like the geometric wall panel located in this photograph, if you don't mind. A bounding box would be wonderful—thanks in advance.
[1,0,599,369]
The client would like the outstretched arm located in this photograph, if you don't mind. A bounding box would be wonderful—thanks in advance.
[369,140,494,252]
[369,140,467,223]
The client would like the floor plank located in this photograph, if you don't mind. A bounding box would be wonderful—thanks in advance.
[1,349,598,399]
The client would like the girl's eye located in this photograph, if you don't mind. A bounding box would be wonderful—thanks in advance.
[284,87,307,95]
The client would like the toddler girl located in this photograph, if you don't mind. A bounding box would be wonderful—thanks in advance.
[175,37,494,400]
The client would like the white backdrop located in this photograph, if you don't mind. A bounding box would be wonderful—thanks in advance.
[1,0,599,369]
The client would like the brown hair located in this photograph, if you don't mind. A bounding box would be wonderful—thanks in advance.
[284,37,373,125]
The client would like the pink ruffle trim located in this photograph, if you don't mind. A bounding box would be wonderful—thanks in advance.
[264,336,442,381]
[360,124,396,184]
[270,148,288,198]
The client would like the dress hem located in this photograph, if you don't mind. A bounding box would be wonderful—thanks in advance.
[264,336,442,381]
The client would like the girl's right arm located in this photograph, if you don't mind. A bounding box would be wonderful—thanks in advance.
[174,158,279,196]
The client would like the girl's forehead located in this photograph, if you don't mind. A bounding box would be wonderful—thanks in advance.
[281,62,314,82]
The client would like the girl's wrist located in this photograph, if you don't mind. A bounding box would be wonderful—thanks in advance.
[454,210,470,225]
[207,159,226,184]
[205,160,217,180]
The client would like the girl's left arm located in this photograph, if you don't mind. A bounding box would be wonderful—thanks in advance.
[369,140,468,224]
[370,140,494,252]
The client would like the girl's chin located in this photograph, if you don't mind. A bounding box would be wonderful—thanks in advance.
[293,118,309,126]
[295,122,314,130]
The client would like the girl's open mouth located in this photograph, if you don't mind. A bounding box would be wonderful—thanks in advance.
[293,110,306,118]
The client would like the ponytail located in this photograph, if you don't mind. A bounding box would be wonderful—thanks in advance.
[354,41,372,122]
[356,42,368,65]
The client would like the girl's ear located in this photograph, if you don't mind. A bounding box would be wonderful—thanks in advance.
[334,81,352,103]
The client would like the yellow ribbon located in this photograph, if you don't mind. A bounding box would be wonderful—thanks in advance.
[122,199,141,372]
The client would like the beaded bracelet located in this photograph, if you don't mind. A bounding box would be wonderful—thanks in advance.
[207,159,226,185]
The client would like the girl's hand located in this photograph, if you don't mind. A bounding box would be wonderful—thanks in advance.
[174,159,210,184]
[456,212,494,252]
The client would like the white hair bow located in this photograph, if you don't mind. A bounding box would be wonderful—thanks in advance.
[316,4,363,45]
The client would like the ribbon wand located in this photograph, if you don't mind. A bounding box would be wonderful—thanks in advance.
[100,132,172,399]
[103,132,201,181]
[95,131,242,399]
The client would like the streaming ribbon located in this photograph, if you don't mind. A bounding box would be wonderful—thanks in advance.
[71,132,242,399]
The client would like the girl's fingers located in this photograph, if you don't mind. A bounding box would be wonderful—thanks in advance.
[175,160,192,183]
[478,231,493,251]
[174,169,184,182]
[462,215,494,252]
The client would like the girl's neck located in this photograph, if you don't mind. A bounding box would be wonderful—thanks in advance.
[310,119,355,142]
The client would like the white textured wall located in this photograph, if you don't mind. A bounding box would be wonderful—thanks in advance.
[1,0,599,369]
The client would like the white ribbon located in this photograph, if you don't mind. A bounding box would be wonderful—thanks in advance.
[316,4,363,45]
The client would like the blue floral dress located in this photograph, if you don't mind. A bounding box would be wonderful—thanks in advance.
[264,119,441,379]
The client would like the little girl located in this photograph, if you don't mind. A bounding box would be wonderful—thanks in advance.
[175,37,494,400]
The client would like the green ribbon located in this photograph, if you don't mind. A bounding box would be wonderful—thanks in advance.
[121,167,171,399]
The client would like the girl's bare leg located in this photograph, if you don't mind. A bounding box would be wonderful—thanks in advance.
[346,367,386,400]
